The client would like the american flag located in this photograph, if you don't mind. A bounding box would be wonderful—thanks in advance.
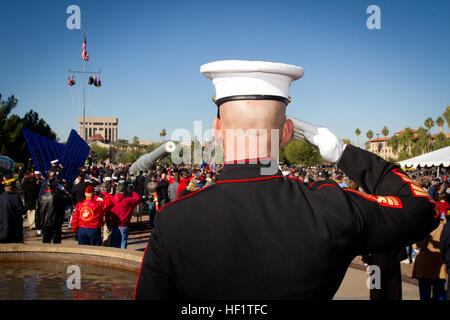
[81,36,89,62]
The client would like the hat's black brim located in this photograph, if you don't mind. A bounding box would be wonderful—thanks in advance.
[215,95,290,118]
[215,95,290,107]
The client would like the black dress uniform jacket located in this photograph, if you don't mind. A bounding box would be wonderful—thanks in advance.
[22,177,42,210]
[0,190,25,243]
[35,189,72,230]
[134,145,439,300]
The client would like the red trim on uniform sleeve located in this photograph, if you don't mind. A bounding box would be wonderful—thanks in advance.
[134,242,149,300]
[344,189,403,209]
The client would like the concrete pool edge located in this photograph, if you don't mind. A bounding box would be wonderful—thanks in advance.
[0,244,144,273]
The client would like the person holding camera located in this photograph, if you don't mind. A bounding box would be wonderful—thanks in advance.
[109,183,141,249]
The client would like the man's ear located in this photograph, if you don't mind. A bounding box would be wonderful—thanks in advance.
[280,118,293,147]
[213,117,223,145]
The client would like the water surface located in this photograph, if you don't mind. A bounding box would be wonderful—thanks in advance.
[0,260,138,300]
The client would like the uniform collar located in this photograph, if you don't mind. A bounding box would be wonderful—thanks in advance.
[217,157,282,181]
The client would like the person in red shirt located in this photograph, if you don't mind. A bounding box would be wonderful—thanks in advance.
[167,171,175,185]
[72,185,113,246]
[99,183,118,247]
[176,171,192,198]
[437,193,450,222]
[109,184,141,249]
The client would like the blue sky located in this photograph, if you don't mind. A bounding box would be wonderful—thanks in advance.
[1,0,449,145]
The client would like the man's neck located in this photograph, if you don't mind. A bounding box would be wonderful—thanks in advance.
[222,130,280,163]
[223,147,277,163]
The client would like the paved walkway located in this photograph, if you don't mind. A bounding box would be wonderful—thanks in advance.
[22,216,421,300]
[23,215,152,251]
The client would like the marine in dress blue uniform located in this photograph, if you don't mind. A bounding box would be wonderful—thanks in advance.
[134,60,439,299]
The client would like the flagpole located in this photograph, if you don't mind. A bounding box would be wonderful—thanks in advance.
[82,13,86,140]
[68,12,101,141]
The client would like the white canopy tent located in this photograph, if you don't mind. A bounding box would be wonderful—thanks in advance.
[397,146,450,168]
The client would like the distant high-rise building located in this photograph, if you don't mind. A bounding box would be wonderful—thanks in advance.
[78,116,118,143]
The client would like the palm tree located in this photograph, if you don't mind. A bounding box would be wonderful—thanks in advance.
[398,127,415,155]
[381,126,389,137]
[443,106,450,130]
[387,135,400,154]
[132,136,140,150]
[365,130,374,151]
[355,128,361,147]
[424,117,434,132]
[436,116,444,133]
[366,130,374,141]
[414,127,431,155]
[160,128,167,141]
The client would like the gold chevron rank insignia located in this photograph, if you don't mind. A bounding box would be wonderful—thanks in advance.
[345,189,403,209]
[392,169,439,217]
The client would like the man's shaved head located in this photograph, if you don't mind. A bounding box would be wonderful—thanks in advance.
[219,100,287,132]
[213,99,293,162]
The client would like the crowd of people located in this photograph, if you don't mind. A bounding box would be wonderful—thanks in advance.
[1,158,223,249]
[2,155,450,299]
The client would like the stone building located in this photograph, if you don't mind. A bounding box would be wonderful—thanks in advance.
[78,116,118,143]
[368,137,395,159]
[368,129,450,160]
